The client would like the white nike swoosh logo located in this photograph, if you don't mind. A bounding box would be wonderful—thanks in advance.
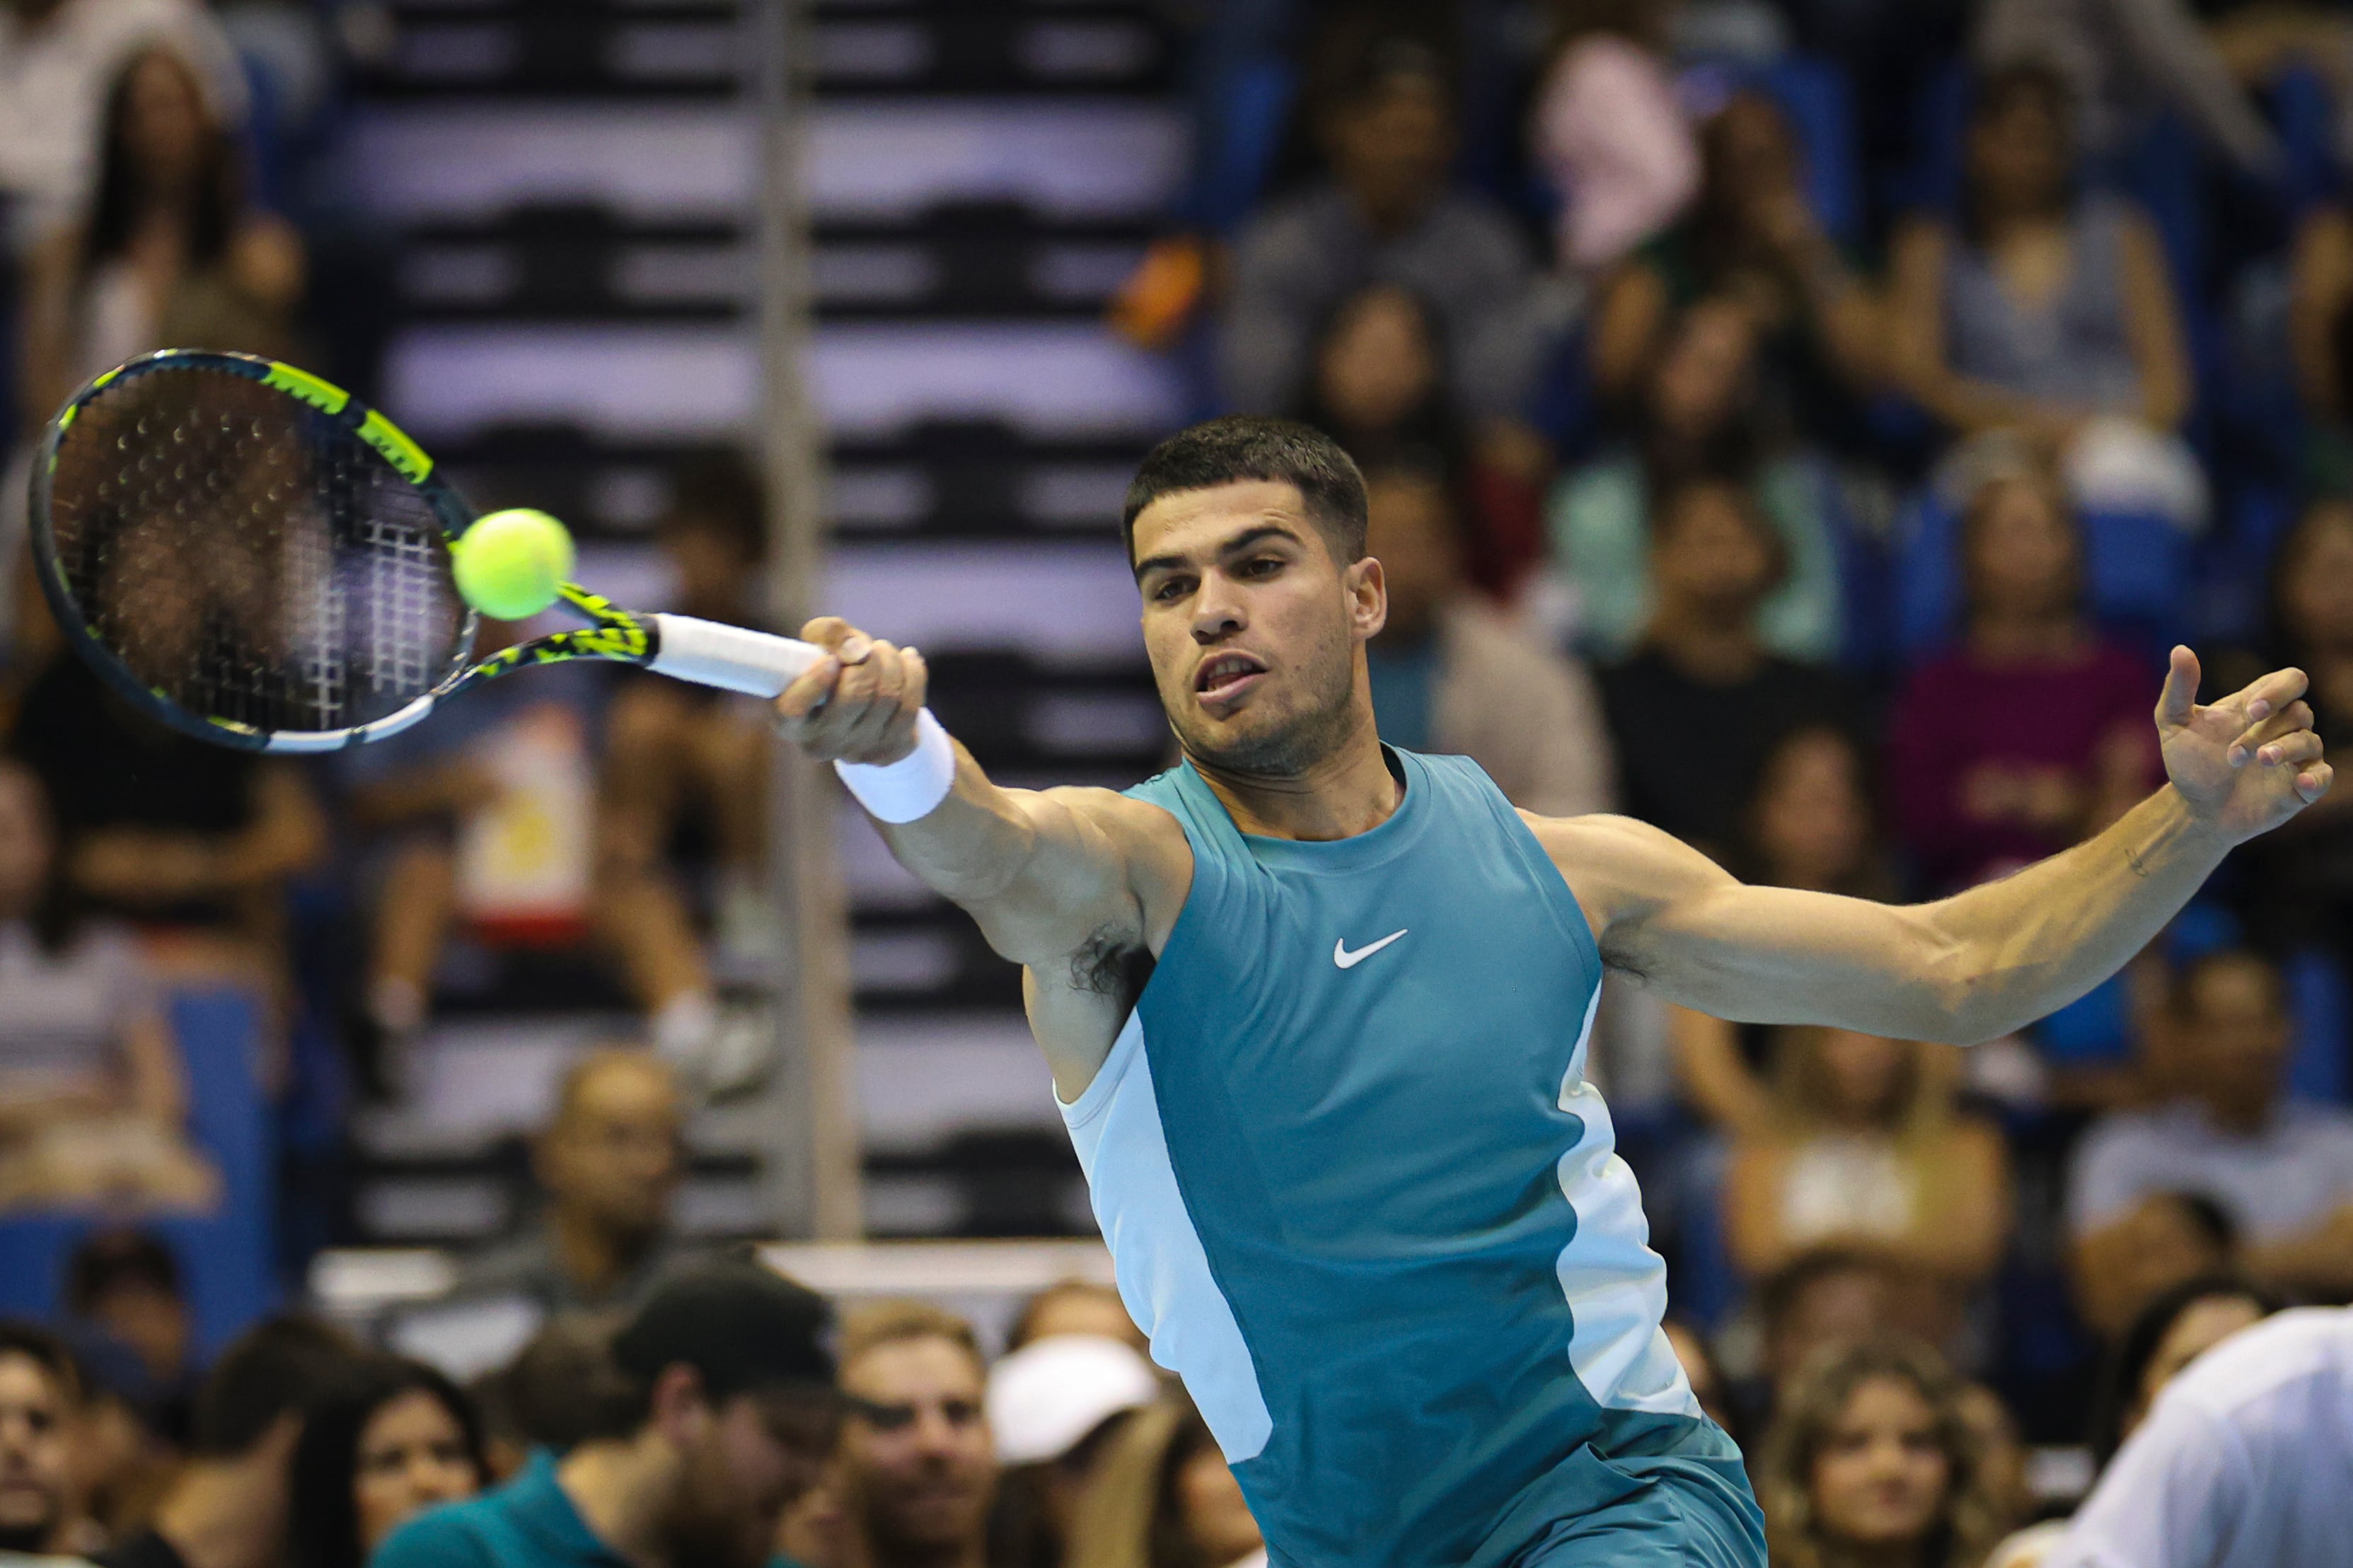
[1334,929,1409,969]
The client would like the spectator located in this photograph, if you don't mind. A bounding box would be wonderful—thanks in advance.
[2087,1274,2282,1468]
[987,1332,1161,1568]
[1670,726,1901,1133]
[0,760,216,1210]
[1008,1282,1145,1356]
[1553,291,1845,667]
[2069,950,2353,1309]
[2213,499,2353,963]
[1751,1249,1904,1426]
[1531,0,1699,273]
[288,1357,487,1568]
[1976,0,2282,177]
[2067,1190,2241,1343]
[93,1314,359,1568]
[1885,469,2160,894]
[2045,1307,2353,1568]
[64,1229,195,1436]
[1725,1027,2011,1292]
[0,0,241,255]
[0,1323,83,1556]
[1596,473,1863,860]
[1292,284,1544,593]
[1063,1396,1263,1568]
[1361,463,1614,816]
[1220,35,1547,431]
[2289,213,2353,491]
[822,1301,999,1568]
[5,649,325,956]
[485,1313,633,1463]
[1589,89,1882,444]
[1885,63,2202,530]
[1755,1335,2011,1568]
[19,43,303,430]
[599,455,775,982]
[375,1262,838,1568]
[64,1333,180,1548]
[452,1050,693,1316]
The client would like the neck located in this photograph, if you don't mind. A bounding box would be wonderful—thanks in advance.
[1647,605,1764,683]
[1969,609,2082,662]
[561,1438,676,1568]
[848,1533,989,1568]
[1347,182,1426,238]
[550,1207,649,1298]
[1187,699,1400,842]
[2200,1096,2274,1137]
[1827,1541,1929,1568]
[149,1456,282,1568]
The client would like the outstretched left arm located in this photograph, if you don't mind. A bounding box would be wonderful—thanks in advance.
[1543,650,2330,1045]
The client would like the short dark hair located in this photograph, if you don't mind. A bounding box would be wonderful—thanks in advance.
[190,1316,359,1458]
[66,1229,183,1314]
[2088,1272,2282,1462]
[289,1357,488,1568]
[0,1321,79,1404]
[1122,417,1369,567]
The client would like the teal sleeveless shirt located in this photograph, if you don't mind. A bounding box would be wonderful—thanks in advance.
[1058,749,1752,1566]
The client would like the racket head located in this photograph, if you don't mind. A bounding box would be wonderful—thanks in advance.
[30,349,480,751]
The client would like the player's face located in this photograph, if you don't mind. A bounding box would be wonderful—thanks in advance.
[1132,482,1384,777]
[1808,1376,1950,1553]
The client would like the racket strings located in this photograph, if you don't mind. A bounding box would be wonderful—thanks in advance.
[47,367,468,733]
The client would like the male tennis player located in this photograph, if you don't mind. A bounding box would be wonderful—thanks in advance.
[775,419,2330,1568]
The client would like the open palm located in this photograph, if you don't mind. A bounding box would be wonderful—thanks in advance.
[2159,647,2332,840]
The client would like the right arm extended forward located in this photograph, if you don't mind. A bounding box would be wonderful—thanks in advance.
[772,618,1186,1096]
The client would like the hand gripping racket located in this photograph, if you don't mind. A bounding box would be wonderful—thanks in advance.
[29,349,823,752]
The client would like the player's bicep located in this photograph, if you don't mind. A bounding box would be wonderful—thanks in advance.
[1545,815,1965,1036]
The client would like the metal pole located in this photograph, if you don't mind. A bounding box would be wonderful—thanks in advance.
[753,0,862,1239]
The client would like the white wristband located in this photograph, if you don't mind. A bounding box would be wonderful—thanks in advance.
[834,709,956,823]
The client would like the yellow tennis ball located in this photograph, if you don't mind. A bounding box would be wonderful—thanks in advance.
[451,509,574,620]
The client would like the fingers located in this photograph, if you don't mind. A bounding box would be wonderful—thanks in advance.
[2228,699,2317,767]
[2251,728,2326,771]
[2298,761,2335,804]
[2156,645,2199,728]
[2234,666,2311,728]
[773,633,923,763]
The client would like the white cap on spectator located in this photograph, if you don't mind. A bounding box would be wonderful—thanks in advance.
[985,1332,1160,1465]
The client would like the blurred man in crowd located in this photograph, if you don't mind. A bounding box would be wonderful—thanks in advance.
[64,1231,194,1436]
[1221,35,1546,433]
[93,1315,357,1568]
[1006,1280,1143,1354]
[820,1302,998,1568]
[375,1262,838,1568]
[2071,950,2353,1316]
[1362,464,1614,817]
[456,1050,692,1314]
[0,1323,81,1556]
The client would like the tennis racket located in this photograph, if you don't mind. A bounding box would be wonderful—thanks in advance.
[29,349,823,753]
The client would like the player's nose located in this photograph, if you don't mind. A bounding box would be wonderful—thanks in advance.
[1190,571,1247,642]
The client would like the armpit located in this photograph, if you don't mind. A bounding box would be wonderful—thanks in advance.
[1070,924,1156,1011]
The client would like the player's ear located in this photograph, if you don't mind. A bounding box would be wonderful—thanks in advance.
[1348,554,1387,641]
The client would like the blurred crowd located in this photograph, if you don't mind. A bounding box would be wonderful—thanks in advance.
[2,0,2353,1563]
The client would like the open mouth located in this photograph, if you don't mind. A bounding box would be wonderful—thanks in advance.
[1194,651,1267,705]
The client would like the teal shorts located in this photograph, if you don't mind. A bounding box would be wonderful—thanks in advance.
[1513,1449,1766,1567]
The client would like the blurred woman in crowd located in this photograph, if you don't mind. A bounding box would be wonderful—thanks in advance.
[289,1357,488,1568]
[19,44,306,428]
[1984,1274,2281,1568]
[1757,1336,2011,1568]
[1065,1398,1263,1568]
[2216,498,2353,961]
[1887,469,2159,893]
[1886,62,2202,529]
[1670,725,1897,1133]
[0,758,215,1209]
[1291,281,1543,593]
[1551,291,1844,665]
[1725,1023,2011,1297]
[1590,89,1882,443]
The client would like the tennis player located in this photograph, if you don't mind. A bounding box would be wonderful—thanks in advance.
[776,418,2330,1568]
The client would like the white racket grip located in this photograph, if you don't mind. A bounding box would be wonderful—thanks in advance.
[647,614,822,697]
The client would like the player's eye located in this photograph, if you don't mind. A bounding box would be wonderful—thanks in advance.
[1239,556,1283,579]
[1150,576,1193,603]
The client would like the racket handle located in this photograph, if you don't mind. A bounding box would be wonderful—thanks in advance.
[647,615,823,697]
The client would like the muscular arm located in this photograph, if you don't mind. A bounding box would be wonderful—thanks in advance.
[774,620,1186,1098]
[1540,650,2330,1045]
